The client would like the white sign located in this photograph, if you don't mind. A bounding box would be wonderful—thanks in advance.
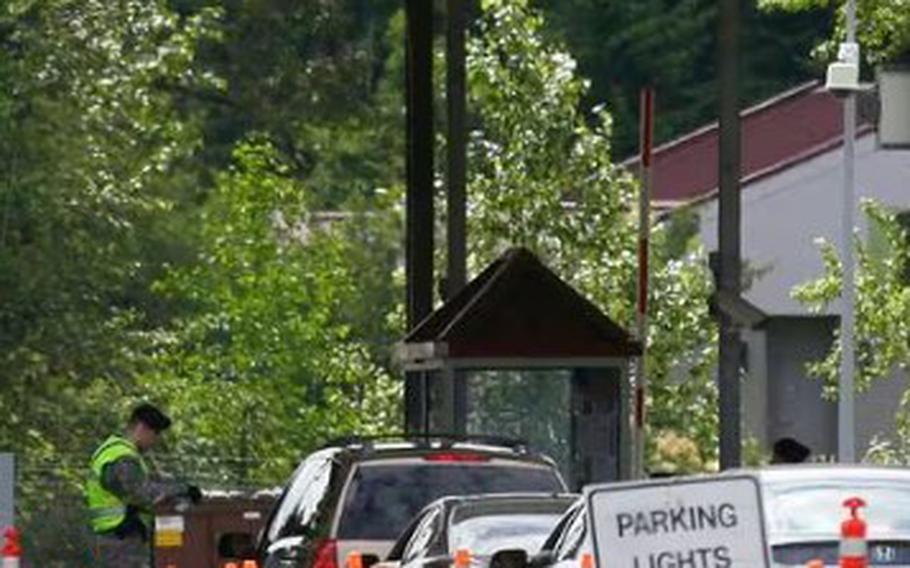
[155,515,185,532]
[0,454,13,530]
[586,475,769,568]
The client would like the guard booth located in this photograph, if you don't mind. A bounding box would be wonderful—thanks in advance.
[397,248,641,488]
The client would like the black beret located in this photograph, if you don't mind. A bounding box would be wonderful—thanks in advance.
[130,403,172,432]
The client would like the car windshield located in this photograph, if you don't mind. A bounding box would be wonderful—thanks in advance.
[764,478,910,539]
[337,464,564,540]
[449,503,568,557]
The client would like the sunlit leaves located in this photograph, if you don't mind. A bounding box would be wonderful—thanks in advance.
[465,1,717,468]
[761,0,910,63]
[143,141,401,484]
[793,200,910,396]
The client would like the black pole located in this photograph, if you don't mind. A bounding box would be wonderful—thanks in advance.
[405,0,434,434]
[446,0,468,434]
[718,0,742,469]
[446,0,467,297]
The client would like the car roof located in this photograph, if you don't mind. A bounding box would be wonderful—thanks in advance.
[433,492,579,509]
[736,464,910,485]
[322,436,558,466]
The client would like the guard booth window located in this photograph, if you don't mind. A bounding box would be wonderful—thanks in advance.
[465,369,571,480]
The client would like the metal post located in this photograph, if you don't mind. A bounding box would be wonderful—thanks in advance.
[718,0,742,470]
[839,0,858,463]
[446,0,469,434]
[405,0,434,434]
[634,88,654,479]
[447,0,467,297]
[0,454,13,529]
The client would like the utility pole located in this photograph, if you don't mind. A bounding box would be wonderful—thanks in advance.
[717,0,742,470]
[404,0,434,434]
[447,0,467,298]
[634,88,654,479]
[838,0,858,463]
[446,0,468,434]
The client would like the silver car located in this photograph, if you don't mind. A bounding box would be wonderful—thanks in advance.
[530,466,910,568]
[755,466,910,567]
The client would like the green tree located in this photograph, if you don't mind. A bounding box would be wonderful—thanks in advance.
[0,0,218,561]
[792,200,910,395]
[760,0,910,63]
[168,0,405,207]
[140,141,402,485]
[539,0,833,156]
[464,0,719,468]
[793,200,910,463]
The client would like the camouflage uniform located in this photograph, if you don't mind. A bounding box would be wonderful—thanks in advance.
[90,456,188,568]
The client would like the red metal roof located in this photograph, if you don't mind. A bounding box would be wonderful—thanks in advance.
[624,82,865,207]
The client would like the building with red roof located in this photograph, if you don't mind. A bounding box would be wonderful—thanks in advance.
[631,82,910,459]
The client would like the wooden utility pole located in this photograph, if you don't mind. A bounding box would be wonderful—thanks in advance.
[404,0,434,434]
[717,0,742,469]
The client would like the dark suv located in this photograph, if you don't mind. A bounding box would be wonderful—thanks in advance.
[254,436,567,568]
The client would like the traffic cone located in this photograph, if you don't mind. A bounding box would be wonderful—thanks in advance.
[347,552,364,568]
[1,527,22,568]
[840,497,868,568]
[454,549,472,568]
[580,553,595,568]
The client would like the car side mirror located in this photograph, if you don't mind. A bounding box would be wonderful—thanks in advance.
[491,549,529,568]
[528,551,556,568]
[218,532,257,559]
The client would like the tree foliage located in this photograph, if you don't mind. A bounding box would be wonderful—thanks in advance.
[465,0,719,468]
[760,0,910,63]
[793,200,910,395]
[0,0,214,475]
[794,200,910,464]
[139,141,402,485]
[540,0,833,155]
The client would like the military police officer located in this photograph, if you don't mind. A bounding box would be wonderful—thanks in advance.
[85,403,202,567]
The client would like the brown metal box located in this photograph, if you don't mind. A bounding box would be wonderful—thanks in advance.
[154,492,275,568]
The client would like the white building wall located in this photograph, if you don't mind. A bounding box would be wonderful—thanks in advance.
[696,135,910,316]
[692,137,910,457]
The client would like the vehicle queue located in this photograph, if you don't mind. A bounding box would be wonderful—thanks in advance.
[210,435,908,568]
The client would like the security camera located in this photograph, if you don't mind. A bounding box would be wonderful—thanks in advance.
[825,42,861,97]
[826,61,860,97]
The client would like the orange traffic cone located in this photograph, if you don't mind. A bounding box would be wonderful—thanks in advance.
[840,497,868,568]
[347,552,364,568]
[454,549,472,568]
[2,527,22,568]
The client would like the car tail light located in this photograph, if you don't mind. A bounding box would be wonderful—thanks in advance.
[313,539,338,568]
[424,452,490,463]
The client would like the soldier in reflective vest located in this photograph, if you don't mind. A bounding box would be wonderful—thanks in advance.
[85,403,202,567]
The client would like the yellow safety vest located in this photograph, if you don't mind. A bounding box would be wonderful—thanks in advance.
[84,435,150,533]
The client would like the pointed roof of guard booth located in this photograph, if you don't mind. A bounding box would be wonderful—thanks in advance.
[399,247,641,363]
